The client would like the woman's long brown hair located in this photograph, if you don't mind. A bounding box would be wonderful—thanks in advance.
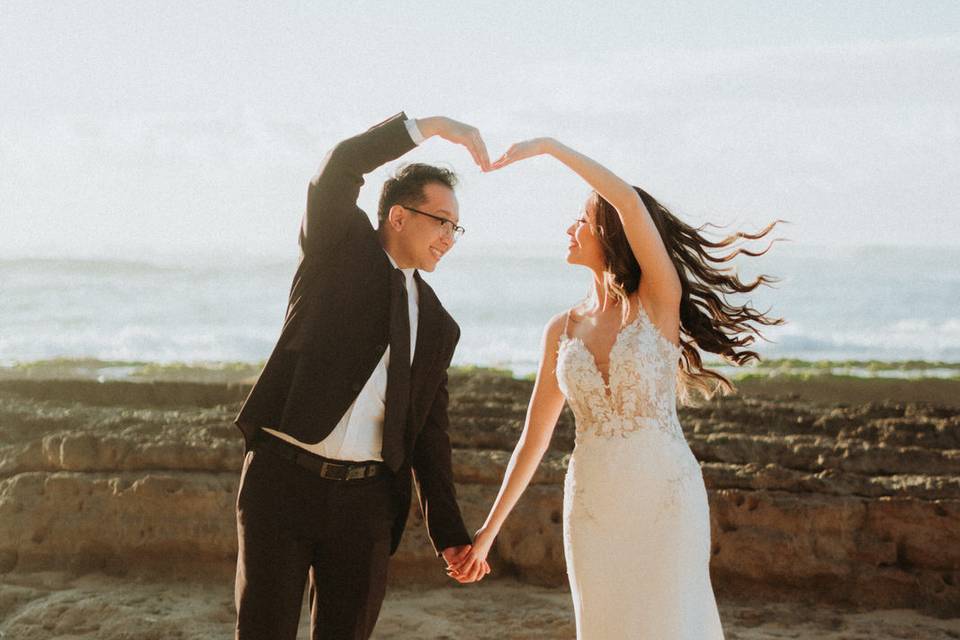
[589,187,787,404]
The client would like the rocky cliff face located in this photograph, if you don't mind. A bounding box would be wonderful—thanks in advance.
[1,373,958,617]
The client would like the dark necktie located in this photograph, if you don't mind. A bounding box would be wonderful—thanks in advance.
[382,268,411,471]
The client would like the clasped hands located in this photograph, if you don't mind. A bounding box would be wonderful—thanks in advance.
[441,526,496,584]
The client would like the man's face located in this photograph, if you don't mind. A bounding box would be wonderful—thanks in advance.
[391,183,460,272]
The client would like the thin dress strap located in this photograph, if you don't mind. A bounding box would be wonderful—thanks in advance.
[562,309,572,339]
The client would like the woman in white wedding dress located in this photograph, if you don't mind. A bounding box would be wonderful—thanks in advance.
[448,136,784,638]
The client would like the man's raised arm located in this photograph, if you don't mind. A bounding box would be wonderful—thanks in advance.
[301,114,491,255]
[301,112,416,255]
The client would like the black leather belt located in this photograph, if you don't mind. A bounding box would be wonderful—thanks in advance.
[254,433,388,481]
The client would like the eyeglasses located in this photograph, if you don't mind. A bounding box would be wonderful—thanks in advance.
[403,206,465,241]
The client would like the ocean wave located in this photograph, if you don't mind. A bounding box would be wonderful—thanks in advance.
[2,253,959,370]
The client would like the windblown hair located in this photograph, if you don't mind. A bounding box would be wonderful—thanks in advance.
[588,188,787,404]
[377,163,458,225]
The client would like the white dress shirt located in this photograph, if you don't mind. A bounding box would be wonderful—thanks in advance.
[262,119,424,461]
[404,118,425,144]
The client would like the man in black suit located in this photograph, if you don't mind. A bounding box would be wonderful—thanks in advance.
[233,112,491,639]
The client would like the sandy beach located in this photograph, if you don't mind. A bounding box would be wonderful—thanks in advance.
[2,570,960,639]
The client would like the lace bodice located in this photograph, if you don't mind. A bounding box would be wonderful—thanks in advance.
[556,302,686,444]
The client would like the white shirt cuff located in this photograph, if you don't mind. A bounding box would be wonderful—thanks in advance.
[404,118,425,145]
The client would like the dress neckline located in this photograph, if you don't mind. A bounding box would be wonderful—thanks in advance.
[560,300,680,356]
[559,302,681,395]
[561,312,640,396]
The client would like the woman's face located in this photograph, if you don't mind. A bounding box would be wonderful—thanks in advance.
[566,198,605,269]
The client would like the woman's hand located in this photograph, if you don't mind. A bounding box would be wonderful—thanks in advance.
[447,527,496,582]
[489,137,554,171]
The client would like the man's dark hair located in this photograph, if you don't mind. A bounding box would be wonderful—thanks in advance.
[377,163,458,226]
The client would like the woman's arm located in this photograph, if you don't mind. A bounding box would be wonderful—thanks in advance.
[492,138,682,304]
[447,312,568,581]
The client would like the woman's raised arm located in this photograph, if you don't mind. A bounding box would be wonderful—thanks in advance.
[491,138,682,305]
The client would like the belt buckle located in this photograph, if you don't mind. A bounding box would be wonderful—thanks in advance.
[346,466,367,480]
[319,462,335,479]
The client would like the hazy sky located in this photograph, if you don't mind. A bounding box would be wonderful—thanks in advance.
[2,1,958,262]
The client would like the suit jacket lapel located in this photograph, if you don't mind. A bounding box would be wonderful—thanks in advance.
[410,271,442,406]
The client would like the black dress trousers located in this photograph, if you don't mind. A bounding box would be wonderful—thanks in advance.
[234,443,402,640]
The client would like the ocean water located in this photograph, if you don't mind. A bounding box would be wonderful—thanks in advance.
[1,244,958,376]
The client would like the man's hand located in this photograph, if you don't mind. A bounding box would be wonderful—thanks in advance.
[441,544,491,584]
[415,117,491,171]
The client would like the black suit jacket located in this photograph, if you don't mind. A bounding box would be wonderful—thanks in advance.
[234,112,471,556]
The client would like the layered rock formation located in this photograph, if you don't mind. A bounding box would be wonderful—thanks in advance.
[1,372,958,619]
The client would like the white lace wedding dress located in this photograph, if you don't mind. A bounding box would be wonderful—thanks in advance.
[556,303,725,639]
